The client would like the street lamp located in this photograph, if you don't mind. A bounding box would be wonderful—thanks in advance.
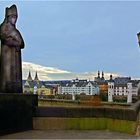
[137,32,140,46]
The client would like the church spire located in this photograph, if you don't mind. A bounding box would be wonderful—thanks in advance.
[34,71,39,82]
[102,71,104,78]
[98,70,100,78]
[27,70,32,81]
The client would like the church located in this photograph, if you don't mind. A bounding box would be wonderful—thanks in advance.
[23,71,54,96]
[94,71,108,94]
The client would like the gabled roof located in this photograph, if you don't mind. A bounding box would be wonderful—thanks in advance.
[107,78,140,88]
[23,80,44,88]
[61,80,99,88]
[114,77,131,85]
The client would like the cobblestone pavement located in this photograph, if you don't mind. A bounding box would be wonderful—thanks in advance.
[0,130,140,139]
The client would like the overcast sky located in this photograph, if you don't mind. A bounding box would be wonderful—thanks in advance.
[1,1,140,79]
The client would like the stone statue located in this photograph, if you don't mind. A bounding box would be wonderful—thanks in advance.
[0,5,24,93]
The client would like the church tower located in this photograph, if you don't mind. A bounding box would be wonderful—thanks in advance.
[98,70,100,78]
[27,70,32,82]
[34,71,39,83]
[102,71,104,79]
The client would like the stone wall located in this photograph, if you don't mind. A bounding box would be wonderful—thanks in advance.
[33,117,136,134]
[35,106,137,121]
[33,101,140,134]
[0,93,38,135]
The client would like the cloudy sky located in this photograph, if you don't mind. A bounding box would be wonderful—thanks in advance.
[0,1,140,80]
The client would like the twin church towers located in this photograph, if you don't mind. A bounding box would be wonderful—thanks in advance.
[26,71,39,82]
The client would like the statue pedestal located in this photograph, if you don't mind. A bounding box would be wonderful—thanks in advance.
[0,93,38,135]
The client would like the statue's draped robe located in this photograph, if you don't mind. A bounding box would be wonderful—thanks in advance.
[0,21,24,93]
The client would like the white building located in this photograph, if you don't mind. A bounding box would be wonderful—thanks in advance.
[108,77,140,103]
[58,78,100,96]
[108,83,138,96]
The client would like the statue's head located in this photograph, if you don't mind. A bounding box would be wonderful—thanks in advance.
[5,5,18,25]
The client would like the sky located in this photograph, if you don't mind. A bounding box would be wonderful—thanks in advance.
[1,1,140,80]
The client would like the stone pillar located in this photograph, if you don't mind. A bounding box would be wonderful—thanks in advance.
[127,83,132,103]
[108,82,114,102]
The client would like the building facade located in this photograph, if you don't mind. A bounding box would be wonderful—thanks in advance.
[108,77,140,103]
[23,71,54,96]
[58,78,100,95]
[94,71,108,94]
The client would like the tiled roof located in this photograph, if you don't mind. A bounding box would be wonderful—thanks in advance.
[62,81,98,87]
[114,77,131,84]
[23,80,44,88]
[114,84,127,88]
[107,78,140,87]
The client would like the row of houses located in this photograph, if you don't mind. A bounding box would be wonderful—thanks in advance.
[23,71,140,102]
